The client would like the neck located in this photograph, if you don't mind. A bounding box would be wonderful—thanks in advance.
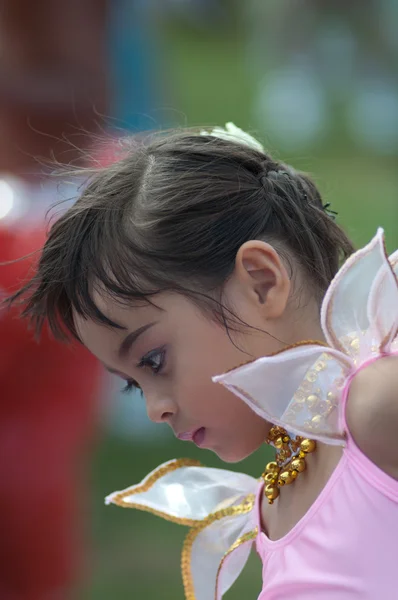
[291,297,325,345]
[261,442,343,540]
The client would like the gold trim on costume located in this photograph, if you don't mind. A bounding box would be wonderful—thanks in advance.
[214,527,258,600]
[267,339,328,356]
[181,494,256,600]
[109,502,204,526]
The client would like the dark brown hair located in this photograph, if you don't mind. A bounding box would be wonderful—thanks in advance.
[8,129,355,340]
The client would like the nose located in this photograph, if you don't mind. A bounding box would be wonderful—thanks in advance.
[145,393,176,424]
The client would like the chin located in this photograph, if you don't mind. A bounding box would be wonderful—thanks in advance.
[214,443,259,464]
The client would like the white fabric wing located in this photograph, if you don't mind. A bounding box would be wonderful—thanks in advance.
[185,498,257,600]
[106,459,258,525]
[215,530,257,600]
[389,250,398,353]
[106,459,259,600]
[214,346,352,444]
[321,228,398,360]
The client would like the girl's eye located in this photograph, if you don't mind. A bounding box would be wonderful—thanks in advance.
[120,347,166,395]
[138,347,166,374]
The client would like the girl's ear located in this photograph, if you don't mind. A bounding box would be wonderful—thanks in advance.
[234,240,291,319]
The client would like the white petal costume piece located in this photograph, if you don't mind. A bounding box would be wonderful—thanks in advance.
[106,229,398,600]
[105,459,259,600]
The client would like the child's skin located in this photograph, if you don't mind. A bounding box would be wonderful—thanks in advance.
[74,239,398,540]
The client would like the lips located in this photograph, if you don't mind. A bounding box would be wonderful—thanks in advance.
[192,427,206,447]
[177,431,195,441]
[177,427,206,447]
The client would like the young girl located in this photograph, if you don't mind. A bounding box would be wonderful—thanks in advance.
[9,124,398,599]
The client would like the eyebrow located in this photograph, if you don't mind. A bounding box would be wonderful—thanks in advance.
[117,321,158,359]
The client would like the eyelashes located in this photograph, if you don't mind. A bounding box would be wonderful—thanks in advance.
[138,347,166,374]
[121,379,142,395]
[121,346,167,396]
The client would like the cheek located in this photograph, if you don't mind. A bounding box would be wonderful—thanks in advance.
[173,356,270,461]
[175,364,249,424]
[176,333,244,386]
[173,369,217,412]
[171,332,248,415]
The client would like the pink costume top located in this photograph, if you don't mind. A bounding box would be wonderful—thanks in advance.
[254,390,398,599]
[106,229,398,600]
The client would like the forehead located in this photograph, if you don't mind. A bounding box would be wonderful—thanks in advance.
[73,291,158,356]
[72,290,207,361]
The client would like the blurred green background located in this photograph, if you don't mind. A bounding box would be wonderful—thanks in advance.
[82,7,398,600]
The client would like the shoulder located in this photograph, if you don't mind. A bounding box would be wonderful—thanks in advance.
[346,355,398,479]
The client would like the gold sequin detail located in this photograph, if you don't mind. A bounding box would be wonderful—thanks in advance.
[306,371,317,382]
[214,528,258,600]
[181,495,256,600]
[109,458,204,526]
[283,351,351,439]
[315,361,326,371]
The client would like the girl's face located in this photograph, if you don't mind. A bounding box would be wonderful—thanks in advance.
[75,242,323,462]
